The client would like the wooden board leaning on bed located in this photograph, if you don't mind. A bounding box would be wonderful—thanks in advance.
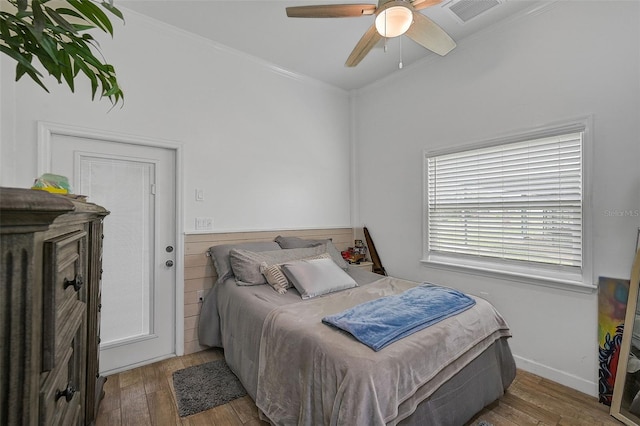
[183,228,353,354]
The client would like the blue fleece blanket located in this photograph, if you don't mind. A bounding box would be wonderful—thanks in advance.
[322,284,476,351]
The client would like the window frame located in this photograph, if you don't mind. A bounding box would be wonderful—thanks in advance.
[421,117,594,292]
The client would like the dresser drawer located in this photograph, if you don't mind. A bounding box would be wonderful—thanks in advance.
[56,300,86,367]
[42,230,87,371]
[40,346,81,426]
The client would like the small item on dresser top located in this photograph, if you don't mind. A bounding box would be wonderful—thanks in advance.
[31,173,73,194]
[341,246,366,264]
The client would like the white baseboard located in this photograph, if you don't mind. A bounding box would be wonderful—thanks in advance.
[513,354,597,397]
[100,352,176,376]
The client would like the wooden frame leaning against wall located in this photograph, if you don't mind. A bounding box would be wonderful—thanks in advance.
[611,248,640,425]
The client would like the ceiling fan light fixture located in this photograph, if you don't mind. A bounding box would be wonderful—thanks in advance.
[375,3,413,38]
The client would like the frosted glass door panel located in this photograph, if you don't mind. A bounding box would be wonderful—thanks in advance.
[80,157,154,344]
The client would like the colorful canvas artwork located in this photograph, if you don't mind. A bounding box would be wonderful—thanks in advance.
[598,276,631,405]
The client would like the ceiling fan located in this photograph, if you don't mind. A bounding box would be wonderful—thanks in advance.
[285,0,456,67]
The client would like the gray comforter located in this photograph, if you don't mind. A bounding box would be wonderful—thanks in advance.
[255,277,511,425]
[198,268,514,425]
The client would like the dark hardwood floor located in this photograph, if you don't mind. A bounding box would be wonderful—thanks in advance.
[96,348,621,426]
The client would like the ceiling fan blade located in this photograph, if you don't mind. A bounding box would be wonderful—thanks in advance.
[405,12,456,56]
[411,0,443,11]
[286,4,376,18]
[345,24,382,67]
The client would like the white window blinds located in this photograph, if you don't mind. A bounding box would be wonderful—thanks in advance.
[426,132,583,270]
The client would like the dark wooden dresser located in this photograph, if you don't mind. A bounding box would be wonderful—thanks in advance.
[0,187,109,425]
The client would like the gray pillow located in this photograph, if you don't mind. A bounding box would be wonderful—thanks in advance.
[282,257,358,299]
[274,235,349,270]
[209,241,281,284]
[229,245,328,285]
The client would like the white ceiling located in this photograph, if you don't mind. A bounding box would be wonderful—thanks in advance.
[119,0,540,90]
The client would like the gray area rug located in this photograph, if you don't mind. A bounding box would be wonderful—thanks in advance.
[475,421,493,426]
[172,359,247,417]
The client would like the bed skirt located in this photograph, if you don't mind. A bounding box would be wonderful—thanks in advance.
[398,337,515,426]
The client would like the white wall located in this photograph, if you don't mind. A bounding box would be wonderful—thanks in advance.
[3,0,639,398]
[353,1,640,395]
[0,9,352,232]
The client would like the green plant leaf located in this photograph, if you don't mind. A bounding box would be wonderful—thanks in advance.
[31,0,46,35]
[73,57,97,96]
[15,61,49,92]
[67,0,112,35]
[58,51,75,91]
[0,44,42,77]
[16,62,27,80]
[0,16,16,43]
[82,1,116,33]
[71,24,95,32]
[65,41,108,72]
[55,7,84,20]
[1,0,124,105]
[36,30,59,63]
[101,1,123,21]
[96,72,108,92]
[39,56,62,82]
[44,6,77,33]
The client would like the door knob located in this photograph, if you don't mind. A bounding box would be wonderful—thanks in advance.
[165,260,174,267]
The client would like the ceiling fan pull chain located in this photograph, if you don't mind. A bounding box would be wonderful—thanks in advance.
[384,13,388,53]
[399,36,403,69]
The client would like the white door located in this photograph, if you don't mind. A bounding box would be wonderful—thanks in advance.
[47,134,176,374]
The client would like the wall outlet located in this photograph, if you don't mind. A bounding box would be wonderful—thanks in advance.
[197,290,204,303]
[195,217,213,231]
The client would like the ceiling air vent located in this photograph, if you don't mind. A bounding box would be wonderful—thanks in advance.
[448,0,502,23]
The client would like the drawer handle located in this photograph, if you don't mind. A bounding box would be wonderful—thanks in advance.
[64,275,84,292]
[55,383,76,402]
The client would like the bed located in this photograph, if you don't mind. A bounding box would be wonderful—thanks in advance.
[198,236,516,426]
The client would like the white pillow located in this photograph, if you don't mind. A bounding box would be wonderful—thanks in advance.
[260,253,332,294]
[282,257,358,299]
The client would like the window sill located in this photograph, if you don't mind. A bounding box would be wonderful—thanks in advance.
[420,256,596,294]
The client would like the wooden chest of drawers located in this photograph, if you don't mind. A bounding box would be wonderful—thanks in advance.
[0,188,109,425]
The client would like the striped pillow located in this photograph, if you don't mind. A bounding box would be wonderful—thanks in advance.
[260,253,331,294]
[260,263,289,294]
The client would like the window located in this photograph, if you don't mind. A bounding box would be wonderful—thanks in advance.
[423,120,592,290]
